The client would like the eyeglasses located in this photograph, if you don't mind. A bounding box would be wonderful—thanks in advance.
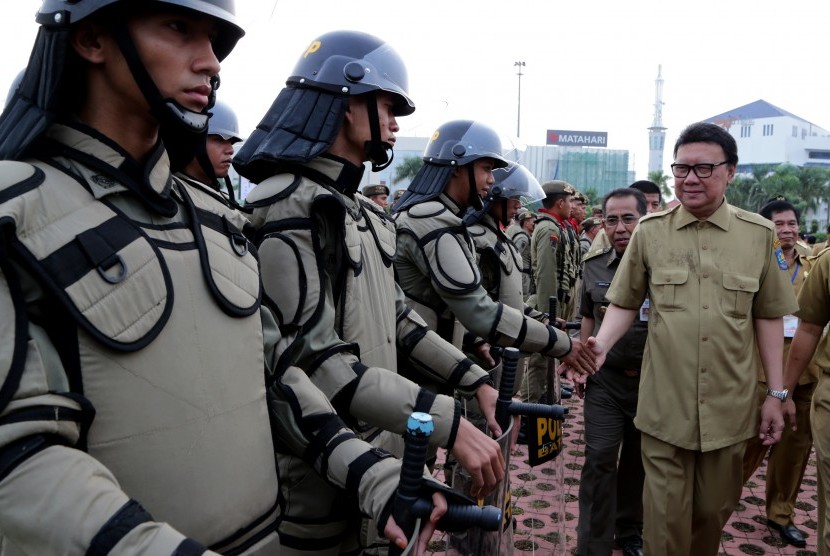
[670,161,729,178]
[604,215,639,227]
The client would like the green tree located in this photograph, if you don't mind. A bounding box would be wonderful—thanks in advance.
[582,187,599,207]
[393,156,423,185]
[647,169,672,200]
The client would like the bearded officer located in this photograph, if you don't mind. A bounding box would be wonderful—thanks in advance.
[233,31,503,555]
[0,4,443,555]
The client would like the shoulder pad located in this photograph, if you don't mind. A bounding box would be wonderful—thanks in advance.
[583,245,612,262]
[808,246,830,261]
[639,204,678,223]
[467,223,486,239]
[244,174,301,206]
[0,161,44,197]
[734,207,774,229]
[407,200,448,219]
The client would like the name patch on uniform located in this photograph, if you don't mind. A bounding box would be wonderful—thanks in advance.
[595,281,611,287]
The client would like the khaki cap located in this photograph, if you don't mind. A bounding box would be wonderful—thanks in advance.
[541,180,576,196]
[363,184,390,197]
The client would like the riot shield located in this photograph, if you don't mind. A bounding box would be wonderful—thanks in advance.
[448,414,514,555]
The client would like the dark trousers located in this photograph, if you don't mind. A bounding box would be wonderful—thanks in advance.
[576,368,643,555]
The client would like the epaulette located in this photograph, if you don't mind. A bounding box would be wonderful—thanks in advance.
[734,208,774,230]
[583,245,612,263]
[638,204,679,223]
[809,246,830,261]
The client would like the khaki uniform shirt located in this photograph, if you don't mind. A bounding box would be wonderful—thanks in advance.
[606,201,797,451]
[795,249,830,374]
[757,243,820,384]
[531,211,568,315]
[580,247,648,371]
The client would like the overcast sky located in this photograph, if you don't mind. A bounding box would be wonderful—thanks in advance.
[2,0,829,181]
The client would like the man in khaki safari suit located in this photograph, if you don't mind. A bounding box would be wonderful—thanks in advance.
[584,122,797,555]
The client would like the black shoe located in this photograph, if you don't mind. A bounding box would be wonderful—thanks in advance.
[617,535,644,556]
[767,519,807,548]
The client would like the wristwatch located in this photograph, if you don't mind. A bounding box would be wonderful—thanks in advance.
[766,388,789,402]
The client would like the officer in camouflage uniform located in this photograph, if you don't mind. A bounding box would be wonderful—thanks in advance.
[506,208,537,299]
[233,31,503,555]
[393,121,598,387]
[0,3,439,555]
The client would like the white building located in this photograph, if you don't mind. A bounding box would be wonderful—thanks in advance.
[704,100,830,229]
[705,99,830,172]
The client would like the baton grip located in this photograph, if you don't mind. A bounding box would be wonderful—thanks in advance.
[495,347,521,431]
[389,412,434,556]
[410,497,502,532]
[506,401,567,420]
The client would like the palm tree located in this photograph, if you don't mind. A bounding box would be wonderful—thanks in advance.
[393,156,423,185]
[647,170,672,200]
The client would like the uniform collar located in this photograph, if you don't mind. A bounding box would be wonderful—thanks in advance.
[297,154,365,195]
[42,122,177,216]
[675,198,731,231]
[438,192,466,217]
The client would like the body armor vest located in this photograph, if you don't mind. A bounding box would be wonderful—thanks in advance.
[0,158,278,554]
[395,200,481,347]
[468,215,524,311]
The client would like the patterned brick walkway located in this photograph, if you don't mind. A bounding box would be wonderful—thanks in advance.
[428,395,819,555]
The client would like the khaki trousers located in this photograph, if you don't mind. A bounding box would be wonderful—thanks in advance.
[813,374,830,556]
[742,381,816,525]
[641,433,745,556]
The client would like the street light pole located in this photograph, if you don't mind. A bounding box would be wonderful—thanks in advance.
[514,61,525,137]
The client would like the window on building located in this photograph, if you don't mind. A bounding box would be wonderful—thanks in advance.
[793,125,798,137]
[809,151,830,160]
[740,125,752,138]
[762,124,774,136]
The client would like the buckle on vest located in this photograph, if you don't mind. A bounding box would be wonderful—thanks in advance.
[97,254,128,284]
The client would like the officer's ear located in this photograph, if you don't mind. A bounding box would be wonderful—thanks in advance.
[71,20,112,65]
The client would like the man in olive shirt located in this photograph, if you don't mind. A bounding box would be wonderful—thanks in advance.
[576,188,648,556]
[586,122,797,555]
[742,198,819,548]
[783,251,830,556]
[521,181,575,405]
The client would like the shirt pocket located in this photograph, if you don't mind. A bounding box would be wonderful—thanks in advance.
[722,272,759,318]
[651,268,688,311]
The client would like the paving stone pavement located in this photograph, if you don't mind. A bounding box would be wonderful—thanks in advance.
[427,395,819,555]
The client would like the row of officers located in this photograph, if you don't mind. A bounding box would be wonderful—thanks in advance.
[0,3,828,556]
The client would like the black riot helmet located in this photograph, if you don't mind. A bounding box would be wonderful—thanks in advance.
[394,120,508,214]
[463,161,544,226]
[0,0,244,165]
[233,30,414,183]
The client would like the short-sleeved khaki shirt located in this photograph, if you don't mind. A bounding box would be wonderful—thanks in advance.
[606,201,798,451]
[759,244,820,384]
[795,249,830,373]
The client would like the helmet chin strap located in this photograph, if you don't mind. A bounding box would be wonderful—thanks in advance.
[467,165,482,210]
[111,20,214,169]
[462,185,501,227]
[364,92,394,172]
